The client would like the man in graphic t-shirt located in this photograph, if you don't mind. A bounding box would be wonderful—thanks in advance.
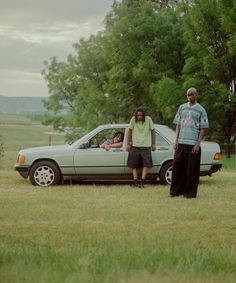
[169,87,209,198]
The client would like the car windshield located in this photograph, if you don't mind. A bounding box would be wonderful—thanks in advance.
[70,128,102,147]
[66,133,91,146]
[157,125,175,142]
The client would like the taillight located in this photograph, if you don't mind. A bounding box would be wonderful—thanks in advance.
[214,153,221,160]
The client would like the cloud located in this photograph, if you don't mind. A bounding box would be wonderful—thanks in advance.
[0,15,106,44]
[0,69,48,97]
[0,0,113,24]
[0,0,114,97]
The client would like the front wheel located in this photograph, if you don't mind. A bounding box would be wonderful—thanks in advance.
[29,161,61,187]
[159,161,173,185]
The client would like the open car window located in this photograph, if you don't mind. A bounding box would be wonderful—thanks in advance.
[89,128,125,148]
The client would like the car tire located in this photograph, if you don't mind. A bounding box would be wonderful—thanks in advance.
[159,161,173,185]
[29,161,61,187]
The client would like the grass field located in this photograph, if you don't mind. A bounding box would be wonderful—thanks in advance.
[0,114,236,283]
[0,114,65,170]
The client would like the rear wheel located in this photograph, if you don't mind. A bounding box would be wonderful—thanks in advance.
[29,161,61,187]
[159,161,173,185]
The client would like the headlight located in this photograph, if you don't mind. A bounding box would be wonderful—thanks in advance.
[18,154,26,165]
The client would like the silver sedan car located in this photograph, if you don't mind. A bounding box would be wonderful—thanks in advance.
[15,124,222,187]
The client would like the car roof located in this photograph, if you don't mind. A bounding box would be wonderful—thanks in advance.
[97,123,170,128]
[97,124,175,142]
[71,123,176,148]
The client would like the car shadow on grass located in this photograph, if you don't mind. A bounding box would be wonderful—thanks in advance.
[62,179,161,187]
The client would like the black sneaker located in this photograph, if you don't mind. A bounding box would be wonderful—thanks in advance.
[139,180,145,189]
[131,180,139,187]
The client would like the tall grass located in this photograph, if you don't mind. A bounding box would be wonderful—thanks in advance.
[0,171,236,283]
[0,114,235,283]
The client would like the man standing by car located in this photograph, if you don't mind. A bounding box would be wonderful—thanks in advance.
[170,87,209,198]
[127,108,156,188]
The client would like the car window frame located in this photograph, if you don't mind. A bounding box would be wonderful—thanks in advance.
[76,126,128,150]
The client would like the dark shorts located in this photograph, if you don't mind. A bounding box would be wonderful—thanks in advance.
[127,147,153,168]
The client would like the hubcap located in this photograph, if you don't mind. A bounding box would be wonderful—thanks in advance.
[165,166,172,185]
[34,166,55,186]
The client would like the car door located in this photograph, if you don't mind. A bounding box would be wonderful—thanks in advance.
[150,131,173,174]
[73,128,126,176]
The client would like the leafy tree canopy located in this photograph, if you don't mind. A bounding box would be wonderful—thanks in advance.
[42,0,236,155]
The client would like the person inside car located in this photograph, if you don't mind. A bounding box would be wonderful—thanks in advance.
[100,131,124,151]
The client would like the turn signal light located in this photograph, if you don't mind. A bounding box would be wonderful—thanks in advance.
[214,153,221,160]
[18,155,26,165]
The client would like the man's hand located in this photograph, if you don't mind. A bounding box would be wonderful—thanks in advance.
[191,145,200,154]
[151,144,156,151]
[104,144,110,151]
[173,143,178,151]
[126,144,131,152]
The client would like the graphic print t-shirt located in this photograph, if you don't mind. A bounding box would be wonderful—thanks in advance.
[173,103,209,145]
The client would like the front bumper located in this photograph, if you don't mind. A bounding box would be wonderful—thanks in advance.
[200,163,222,176]
[14,165,30,179]
[210,163,222,174]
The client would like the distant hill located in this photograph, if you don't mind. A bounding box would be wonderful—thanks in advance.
[0,95,47,114]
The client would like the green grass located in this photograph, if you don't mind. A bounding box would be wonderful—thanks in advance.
[0,114,39,125]
[221,155,236,169]
[0,114,65,170]
[0,171,236,283]
[0,115,236,283]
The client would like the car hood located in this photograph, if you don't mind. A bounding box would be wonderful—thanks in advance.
[201,140,219,146]
[201,141,221,151]
[19,144,71,155]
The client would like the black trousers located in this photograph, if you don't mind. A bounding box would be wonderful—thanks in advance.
[170,144,201,198]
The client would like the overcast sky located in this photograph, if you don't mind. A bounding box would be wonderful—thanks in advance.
[0,0,114,97]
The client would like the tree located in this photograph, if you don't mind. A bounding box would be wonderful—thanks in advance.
[103,0,185,121]
[42,0,185,134]
[183,0,236,156]
[41,55,79,130]
[71,34,116,129]
[150,77,183,125]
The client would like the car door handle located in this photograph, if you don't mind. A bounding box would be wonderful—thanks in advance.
[112,149,124,152]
